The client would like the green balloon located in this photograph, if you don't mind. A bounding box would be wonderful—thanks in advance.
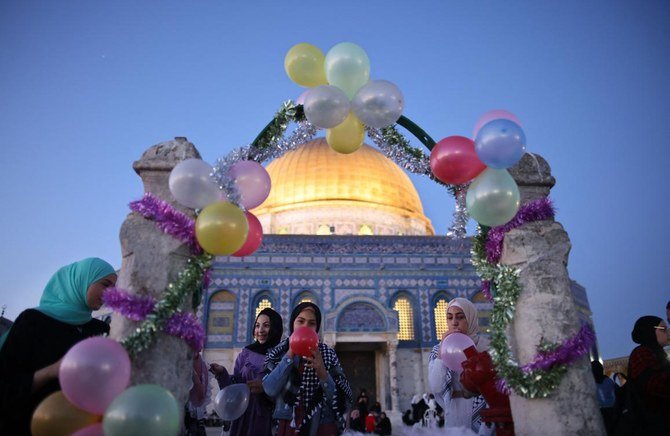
[466,168,520,227]
[103,384,180,436]
[325,42,370,100]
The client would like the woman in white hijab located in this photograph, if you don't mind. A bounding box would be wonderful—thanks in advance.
[428,298,493,435]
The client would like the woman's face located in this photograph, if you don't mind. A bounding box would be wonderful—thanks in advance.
[655,320,670,347]
[447,306,468,334]
[86,274,117,310]
[293,307,318,332]
[254,314,271,344]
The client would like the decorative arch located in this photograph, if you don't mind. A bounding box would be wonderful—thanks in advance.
[336,301,387,332]
[432,291,450,341]
[390,291,417,341]
[293,290,318,307]
[206,290,236,347]
[252,291,274,320]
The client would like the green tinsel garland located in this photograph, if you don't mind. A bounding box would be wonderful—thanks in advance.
[471,226,567,398]
[121,253,213,356]
[250,101,304,152]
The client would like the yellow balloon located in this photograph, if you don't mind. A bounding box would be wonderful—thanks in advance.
[284,43,327,87]
[196,201,248,255]
[326,112,365,154]
[31,391,101,436]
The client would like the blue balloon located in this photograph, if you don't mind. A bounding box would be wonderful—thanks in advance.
[475,119,526,169]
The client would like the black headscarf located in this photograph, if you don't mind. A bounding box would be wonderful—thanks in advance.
[245,308,283,355]
[631,315,667,363]
[289,301,322,334]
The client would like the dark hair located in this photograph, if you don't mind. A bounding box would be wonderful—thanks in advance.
[591,360,605,383]
[289,301,321,334]
[631,315,668,364]
[666,300,670,310]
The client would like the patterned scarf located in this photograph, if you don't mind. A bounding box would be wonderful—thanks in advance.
[266,338,353,433]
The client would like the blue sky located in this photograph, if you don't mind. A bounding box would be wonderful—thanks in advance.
[1,1,668,359]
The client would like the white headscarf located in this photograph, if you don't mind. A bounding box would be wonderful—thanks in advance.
[448,297,488,351]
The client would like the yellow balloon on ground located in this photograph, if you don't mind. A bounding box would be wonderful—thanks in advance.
[326,112,365,154]
[196,201,248,255]
[284,43,327,87]
[31,391,101,436]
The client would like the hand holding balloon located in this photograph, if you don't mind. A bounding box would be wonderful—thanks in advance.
[304,347,328,380]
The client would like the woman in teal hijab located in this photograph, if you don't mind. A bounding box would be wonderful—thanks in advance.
[0,257,117,435]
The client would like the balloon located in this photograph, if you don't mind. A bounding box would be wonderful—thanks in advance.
[103,384,180,436]
[195,201,248,255]
[232,211,263,257]
[430,136,487,185]
[72,423,104,436]
[351,80,404,128]
[284,43,328,87]
[303,85,350,128]
[472,109,522,139]
[439,332,476,374]
[213,383,251,421]
[295,89,309,106]
[60,337,131,414]
[326,112,365,154]
[475,119,526,169]
[229,160,272,209]
[325,42,370,99]
[169,158,220,209]
[466,168,520,227]
[31,391,100,436]
[289,326,319,357]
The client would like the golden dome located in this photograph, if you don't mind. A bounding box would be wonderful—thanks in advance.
[252,138,434,236]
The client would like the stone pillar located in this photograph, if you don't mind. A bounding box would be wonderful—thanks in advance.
[110,137,202,408]
[387,340,400,413]
[500,154,604,435]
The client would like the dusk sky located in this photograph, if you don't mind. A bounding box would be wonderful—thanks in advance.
[1,0,668,359]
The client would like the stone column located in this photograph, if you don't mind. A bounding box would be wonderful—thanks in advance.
[387,339,400,413]
[500,154,604,435]
[110,137,202,408]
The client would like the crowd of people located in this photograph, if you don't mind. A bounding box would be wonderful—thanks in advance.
[0,257,668,436]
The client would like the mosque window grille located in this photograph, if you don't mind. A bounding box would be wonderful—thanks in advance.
[434,298,449,340]
[316,224,332,235]
[358,224,374,235]
[393,296,415,341]
[255,298,273,319]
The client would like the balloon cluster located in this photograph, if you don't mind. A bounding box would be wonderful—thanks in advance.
[168,158,270,256]
[285,42,404,154]
[31,337,181,436]
[430,110,526,227]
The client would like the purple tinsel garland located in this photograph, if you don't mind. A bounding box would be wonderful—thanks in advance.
[164,312,205,352]
[481,280,492,302]
[485,198,555,264]
[521,323,596,373]
[102,287,155,321]
[129,193,202,255]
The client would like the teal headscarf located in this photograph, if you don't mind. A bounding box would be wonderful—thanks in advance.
[0,258,115,350]
[36,257,115,324]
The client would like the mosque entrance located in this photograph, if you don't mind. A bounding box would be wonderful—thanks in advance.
[336,342,379,407]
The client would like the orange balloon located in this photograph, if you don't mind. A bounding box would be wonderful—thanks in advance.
[31,391,101,436]
[195,201,249,255]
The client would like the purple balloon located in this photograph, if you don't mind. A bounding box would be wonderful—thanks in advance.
[439,332,476,374]
[72,423,104,436]
[472,109,522,139]
[229,160,271,210]
[60,337,131,414]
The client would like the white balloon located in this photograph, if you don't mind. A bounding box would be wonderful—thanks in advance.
[214,383,250,421]
[168,158,220,209]
[352,80,404,128]
[303,85,350,129]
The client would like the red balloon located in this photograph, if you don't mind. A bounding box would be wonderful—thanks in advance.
[289,327,319,357]
[430,136,487,185]
[232,212,263,257]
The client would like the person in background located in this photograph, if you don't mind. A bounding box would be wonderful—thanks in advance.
[591,360,618,435]
[356,389,369,430]
[0,258,117,435]
[428,298,493,435]
[619,315,670,434]
[263,302,352,435]
[185,351,211,436]
[375,411,392,435]
[370,400,382,415]
[210,307,283,436]
[365,411,376,433]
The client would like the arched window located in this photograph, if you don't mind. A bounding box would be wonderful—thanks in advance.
[358,224,373,235]
[255,297,273,319]
[316,224,332,235]
[393,296,415,341]
[295,291,315,305]
[207,291,236,345]
[434,297,449,340]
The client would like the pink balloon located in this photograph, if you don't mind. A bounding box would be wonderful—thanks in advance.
[72,423,104,436]
[472,109,522,139]
[295,90,309,106]
[229,160,272,210]
[439,332,476,374]
[60,337,131,414]
[232,211,263,257]
[430,136,487,185]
